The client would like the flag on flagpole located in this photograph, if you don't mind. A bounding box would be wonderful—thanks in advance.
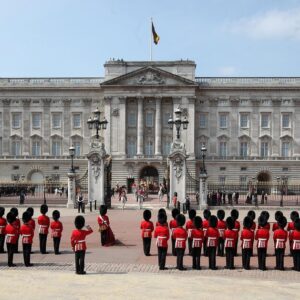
[152,22,160,45]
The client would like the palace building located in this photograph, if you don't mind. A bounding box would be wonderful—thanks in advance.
[0,60,300,190]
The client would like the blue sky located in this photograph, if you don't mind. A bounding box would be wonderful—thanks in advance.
[0,0,300,77]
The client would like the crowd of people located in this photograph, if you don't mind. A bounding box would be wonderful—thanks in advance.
[140,208,300,271]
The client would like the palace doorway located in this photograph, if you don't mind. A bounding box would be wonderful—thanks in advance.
[256,171,271,195]
[139,166,159,194]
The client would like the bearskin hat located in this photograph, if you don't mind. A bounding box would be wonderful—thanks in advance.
[6,212,15,224]
[209,215,218,228]
[171,208,180,219]
[22,211,31,224]
[203,209,211,220]
[52,210,60,221]
[99,205,108,216]
[247,210,256,221]
[74,215,85,229]
[194,216,203,229]
[10,207,19,217]
[258,215,267,228]
[226,217,235,230]
[217,209,225,221]
[158,208,167,216]
[40,204,48,215]
[188,209,196,220]
[143,209,151,221]
[26,207,34,218]
[176,214,186,227]
[290,211,299,222]
[230,209,239,221]
[294,218,300,231]
[274,210,283,221]
[0,207,5,217]
[243,216,253,229]
[261,210,270,221]
[278,216,287,229]
[158,212,167,225]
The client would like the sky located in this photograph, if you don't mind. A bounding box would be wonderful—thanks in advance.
[0,0,300,77]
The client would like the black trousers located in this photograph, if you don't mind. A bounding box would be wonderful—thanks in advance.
[242,248,252,269]
[293,250,300,271]
[39,234,48,254]
[143,238,151,256]
[207,246,217,269]
[275,248,285,270]
[23,243,32,266]
[188,238,192,255]
[0,234,5,252]
[78,202,84,213]
[234,240,238,256]
[171,238,176,256]
[53,237,61,254]
[225,247,235,269]
[257,248,267,270]
[176,248,185,270]
[218,238,224,256]
[203,238,208,256]
[75,250,86,274]
[16,236,20,252]
[7,243,16,266]
[192,247,201,269]
[157,247,167,269]
[100,230,108,246]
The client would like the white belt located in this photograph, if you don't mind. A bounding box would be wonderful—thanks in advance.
[77,240,85,243]
[0,226,5,228]
[233,229,239,232]
[7,234,15,237]
[23,234,31,237]
[40,225,48,227]
[193,238,202,241]
[144,229,151,231]
[176,238,185,241]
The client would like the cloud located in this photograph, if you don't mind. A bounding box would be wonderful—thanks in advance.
[228,8,300,40]
[218,66,236,76]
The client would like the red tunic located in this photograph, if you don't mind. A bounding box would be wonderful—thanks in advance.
[98,215,110,227]
[154,225,169,248]
[173,227,188,249]
[273,228,288,249]
[250,222,256,232]
[37,215,50,234]
[50,220,63,238]
[290,230,300,250]
[217,220,226,238]
[140,220,154,238]
[190,228,204,248]
[71,228,93,252]
[206,227,219,247]
[203,219,209,237]
[258,222,270,231]
[233,220,240,233]
[20,224,34,244]
[240,228,254,249]
[155,221,168,228]
[5,224,18,244]
[224,229,238,248]
[186,219,195,238]
[28,219,36,230]
[287,222,295,241]
[272,223,279,232]
[12,218,20,235]
[0,217,7,235]
[169,219,178,238]
[255,228,269,248]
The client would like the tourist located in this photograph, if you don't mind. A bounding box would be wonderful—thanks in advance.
[97,205,115,246]
[20,211,34,267]
[158,184,164,202]
[37,204,50,254]
[191,216,204,270]
[120,190,127,210]
[50,210,63,255]
[173,214,187,271]
[77,193,84,213]
[206,215,219,270]
[140,209,154,256]
[241,216,254,270]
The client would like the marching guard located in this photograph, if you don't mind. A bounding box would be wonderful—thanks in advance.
[38,204,50,254]
[5,212,18,267]
[186,209,196,255]
[0,207,7,253]
[140,209,154,256]
[273,216,288,271]
[206,215,219,270]
[290,218,300,271]
[20,211,34,267]
[255,215,269,271]
[191,216,204,270]
[169,208,179,256]
[224,217,237,269]
[50,210,63,255]
[240,216,254,270]
[217,209,226,256]
[173,214,187,270]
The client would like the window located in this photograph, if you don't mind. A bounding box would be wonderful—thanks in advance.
[261,141,269,157]
[219,176,226,185]
[240,114,249,128]
[12,113,21,128]
[261,114,270,128]
[32,140,41,156]
[128,112,137,127]
[282,167,289,172]
[32,113,41,129]
[282,114,290,128]
[11,140,21,156]
[73,114,81,128]
[145,139,154,156]
[73,142,81,156]
[127,140,136,157]
[281,142,290,157]
[162,140,171,156]
[145,112,153,127]
[219,114,227,129]
[53,166,59,170]
[241,167,247,171]
[219,141,227,157]
[52,139,61,156]
[52,113,61,128]
[12,165,19,170]
[220,167,226,171]
[240,142,248,157]
[199,114,207,128]
[240,176,247,185]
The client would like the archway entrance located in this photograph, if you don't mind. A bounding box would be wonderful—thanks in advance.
[139,166,159,194]
[29,171,44,194]
[256,171,271,195]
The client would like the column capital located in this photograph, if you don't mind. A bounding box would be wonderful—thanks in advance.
[83,98,93,105]
[104,96,112,103]
[2,98,11,106]
[188,96,196,103]
[22,98,31,106]
[42,98,52,105]
[63,98,72,106]
[119,96,126,103]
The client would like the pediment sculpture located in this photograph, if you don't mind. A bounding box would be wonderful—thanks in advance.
[137,71,165,85]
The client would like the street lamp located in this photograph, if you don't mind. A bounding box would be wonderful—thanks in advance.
[87,107,108,139]
[43,176,49,205]
[276,176,280,204]
[69,146,75,173]
[168,107,189,140]
[200,144,207,174]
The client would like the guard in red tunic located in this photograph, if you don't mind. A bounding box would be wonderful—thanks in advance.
[203,209,211,256]
[231,209,240,256]
[217,209,226,256]
[290,218,300,271]
[154,213,170,270]
[20,211,34,267]
[191,216,204,269]
[26,207,36,235]
[155,208,168,228]
[50,210,63,255]
[173,214,188,270]
[10,207,20,253]
[247,210,256,256]
[224,217,237,269]
[272,211,283,232]
[5,212,18,267]
[273,216,288,270]
[206,215,219,270]
[37,204,50,254]
[259,211,270,231]
[0,207,7,253]
[71,215,93,275]
[241,216,254,270]
[255,215,270,271]
[288,211,299,256]
[140,209,154,256]
[97,205,115,247]
[186,209,196,255]
[169,208,179,256]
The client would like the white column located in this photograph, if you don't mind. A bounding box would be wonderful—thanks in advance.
[155,97,162,155]
[104,96,112,154]
[67,172,76,208]
[199,175,208,209]
[137,97,144,155]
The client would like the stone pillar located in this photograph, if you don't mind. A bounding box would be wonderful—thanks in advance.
[199,174,208,210]
[2,99,11,155]
[22,98,31,155]
[63,99,71,155]
[104,97,112,154]
[67,172,76,208]
[42,98,51,155]
[137,97,144,155]
[118,96,126,156]
[155,97,162,155]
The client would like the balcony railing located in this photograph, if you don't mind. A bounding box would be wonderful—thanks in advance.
[195,155,300,161]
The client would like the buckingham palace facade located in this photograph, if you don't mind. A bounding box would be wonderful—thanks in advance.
[0,60,300,188]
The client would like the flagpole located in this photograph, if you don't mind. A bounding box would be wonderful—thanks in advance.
[150,17,153,61]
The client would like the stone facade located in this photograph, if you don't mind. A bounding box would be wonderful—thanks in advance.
[0,60,300,187]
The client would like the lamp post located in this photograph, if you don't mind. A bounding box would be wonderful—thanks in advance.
[87,107,108,139]
[168,106,189,140]
[200,144,207,174]
[69,146,75,173]
[276,176,280,204]
[43,176,49,205]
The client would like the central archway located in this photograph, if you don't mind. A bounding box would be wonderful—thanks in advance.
[139,166,159,194]
[256,171,271,195]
